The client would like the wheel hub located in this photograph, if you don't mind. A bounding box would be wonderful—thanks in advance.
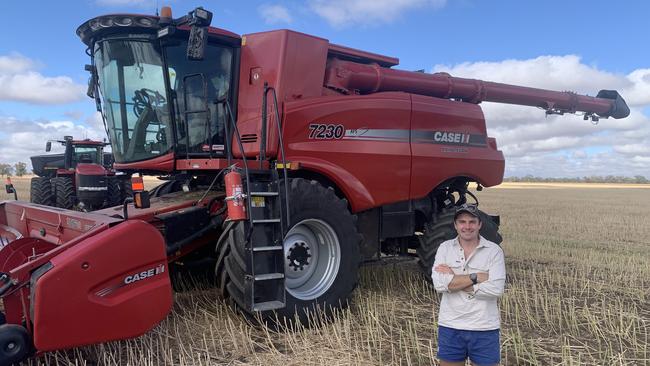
[287,241,311,271]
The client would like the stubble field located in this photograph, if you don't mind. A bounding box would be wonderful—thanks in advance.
[2,177,649,365]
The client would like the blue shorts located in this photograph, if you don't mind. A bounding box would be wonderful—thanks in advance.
[438,326,500,365]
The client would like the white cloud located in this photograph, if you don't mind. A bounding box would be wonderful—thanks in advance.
[309,0,446,27]
[0,53,36,74]
[621,69,650,107]
[429,55,650,177]
[613,143,650,156]
[0,116,107,168]
[433,55,629,96]
[259,4,293,24]
[0,53,85,105]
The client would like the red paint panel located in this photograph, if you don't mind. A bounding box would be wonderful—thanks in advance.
[174,158,267,171]
[283,93,412,212]
[33,220,172,351]
[75,163,107,176]
[410,94,504,199]
[236,30,329,159]
[1,201,121,246]
[114,152,174,172]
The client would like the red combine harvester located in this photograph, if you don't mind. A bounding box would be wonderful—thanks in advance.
[29,136,130,211]
[0,6,629,364]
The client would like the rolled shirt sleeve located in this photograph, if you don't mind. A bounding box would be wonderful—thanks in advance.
[431,242,453,293]
[474,246,506,299]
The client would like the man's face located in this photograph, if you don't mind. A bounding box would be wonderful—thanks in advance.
[454,212,482,242]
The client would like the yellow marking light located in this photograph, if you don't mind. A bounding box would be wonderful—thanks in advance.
[160,6,172,18]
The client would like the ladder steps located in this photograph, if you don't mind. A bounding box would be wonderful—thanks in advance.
[250,191,279,197]
[252,218,281,224]
[253,245,283,252]
[254,273,284,281]
[252,300,285,312]
[244,168,286,312]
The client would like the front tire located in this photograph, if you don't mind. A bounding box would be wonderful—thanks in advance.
[417,207,502,280]
[216,178,362,324]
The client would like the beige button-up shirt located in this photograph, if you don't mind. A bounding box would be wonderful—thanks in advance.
[431,235,505,331]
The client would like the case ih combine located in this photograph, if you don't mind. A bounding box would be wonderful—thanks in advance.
[0,6,629,364]
[29,136,130,211]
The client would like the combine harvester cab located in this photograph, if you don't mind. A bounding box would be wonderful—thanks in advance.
[0,201,172,364]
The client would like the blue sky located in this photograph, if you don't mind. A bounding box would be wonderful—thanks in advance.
[1,0,649,177]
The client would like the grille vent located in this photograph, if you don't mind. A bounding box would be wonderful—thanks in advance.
[241,134,258,143]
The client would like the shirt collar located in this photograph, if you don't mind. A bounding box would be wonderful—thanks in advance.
[453,235,490,248]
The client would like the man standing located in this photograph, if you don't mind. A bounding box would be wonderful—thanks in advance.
[432,203,506,366]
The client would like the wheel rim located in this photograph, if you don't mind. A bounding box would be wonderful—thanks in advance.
[284,219,340,300]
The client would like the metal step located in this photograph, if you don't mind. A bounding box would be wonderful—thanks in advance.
[254,273,284,281]
[252,300,285,312]
[252,218,281,224]
[250,191,279,197]
[253,245,283,252]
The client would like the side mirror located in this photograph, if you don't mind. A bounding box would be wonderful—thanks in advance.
[45,141,52,152]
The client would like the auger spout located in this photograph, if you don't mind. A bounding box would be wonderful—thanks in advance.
[324,58,630,120]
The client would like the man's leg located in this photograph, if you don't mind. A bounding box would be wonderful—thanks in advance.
[437,326,468,366]
[467,328,500,366]
[440,361,466,366]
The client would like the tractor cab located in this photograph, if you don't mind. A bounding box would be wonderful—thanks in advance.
[45,136,107,171]
[79,7,241,174]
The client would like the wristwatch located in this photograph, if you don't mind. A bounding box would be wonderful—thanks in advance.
[469,273,478,285]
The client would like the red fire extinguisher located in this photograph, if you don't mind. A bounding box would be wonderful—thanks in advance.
[224,169,247,221]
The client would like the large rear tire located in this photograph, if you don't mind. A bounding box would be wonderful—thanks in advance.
[216,178,362,324]
[417,207,502,280]
[106,178,122,207]
[52,177,75,210]
[29,177,53,206]
[118,178,133,203]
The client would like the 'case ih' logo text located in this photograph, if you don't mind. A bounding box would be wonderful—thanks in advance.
[124,264,165,285]
[433,131,470,144]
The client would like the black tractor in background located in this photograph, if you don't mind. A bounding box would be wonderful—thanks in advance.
[30,136,131,210]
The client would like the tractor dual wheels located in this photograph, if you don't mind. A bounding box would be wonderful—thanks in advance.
[52,177,75,210]
[417,207,502,280]
[216,178,362,324]
[29,177,53,206]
